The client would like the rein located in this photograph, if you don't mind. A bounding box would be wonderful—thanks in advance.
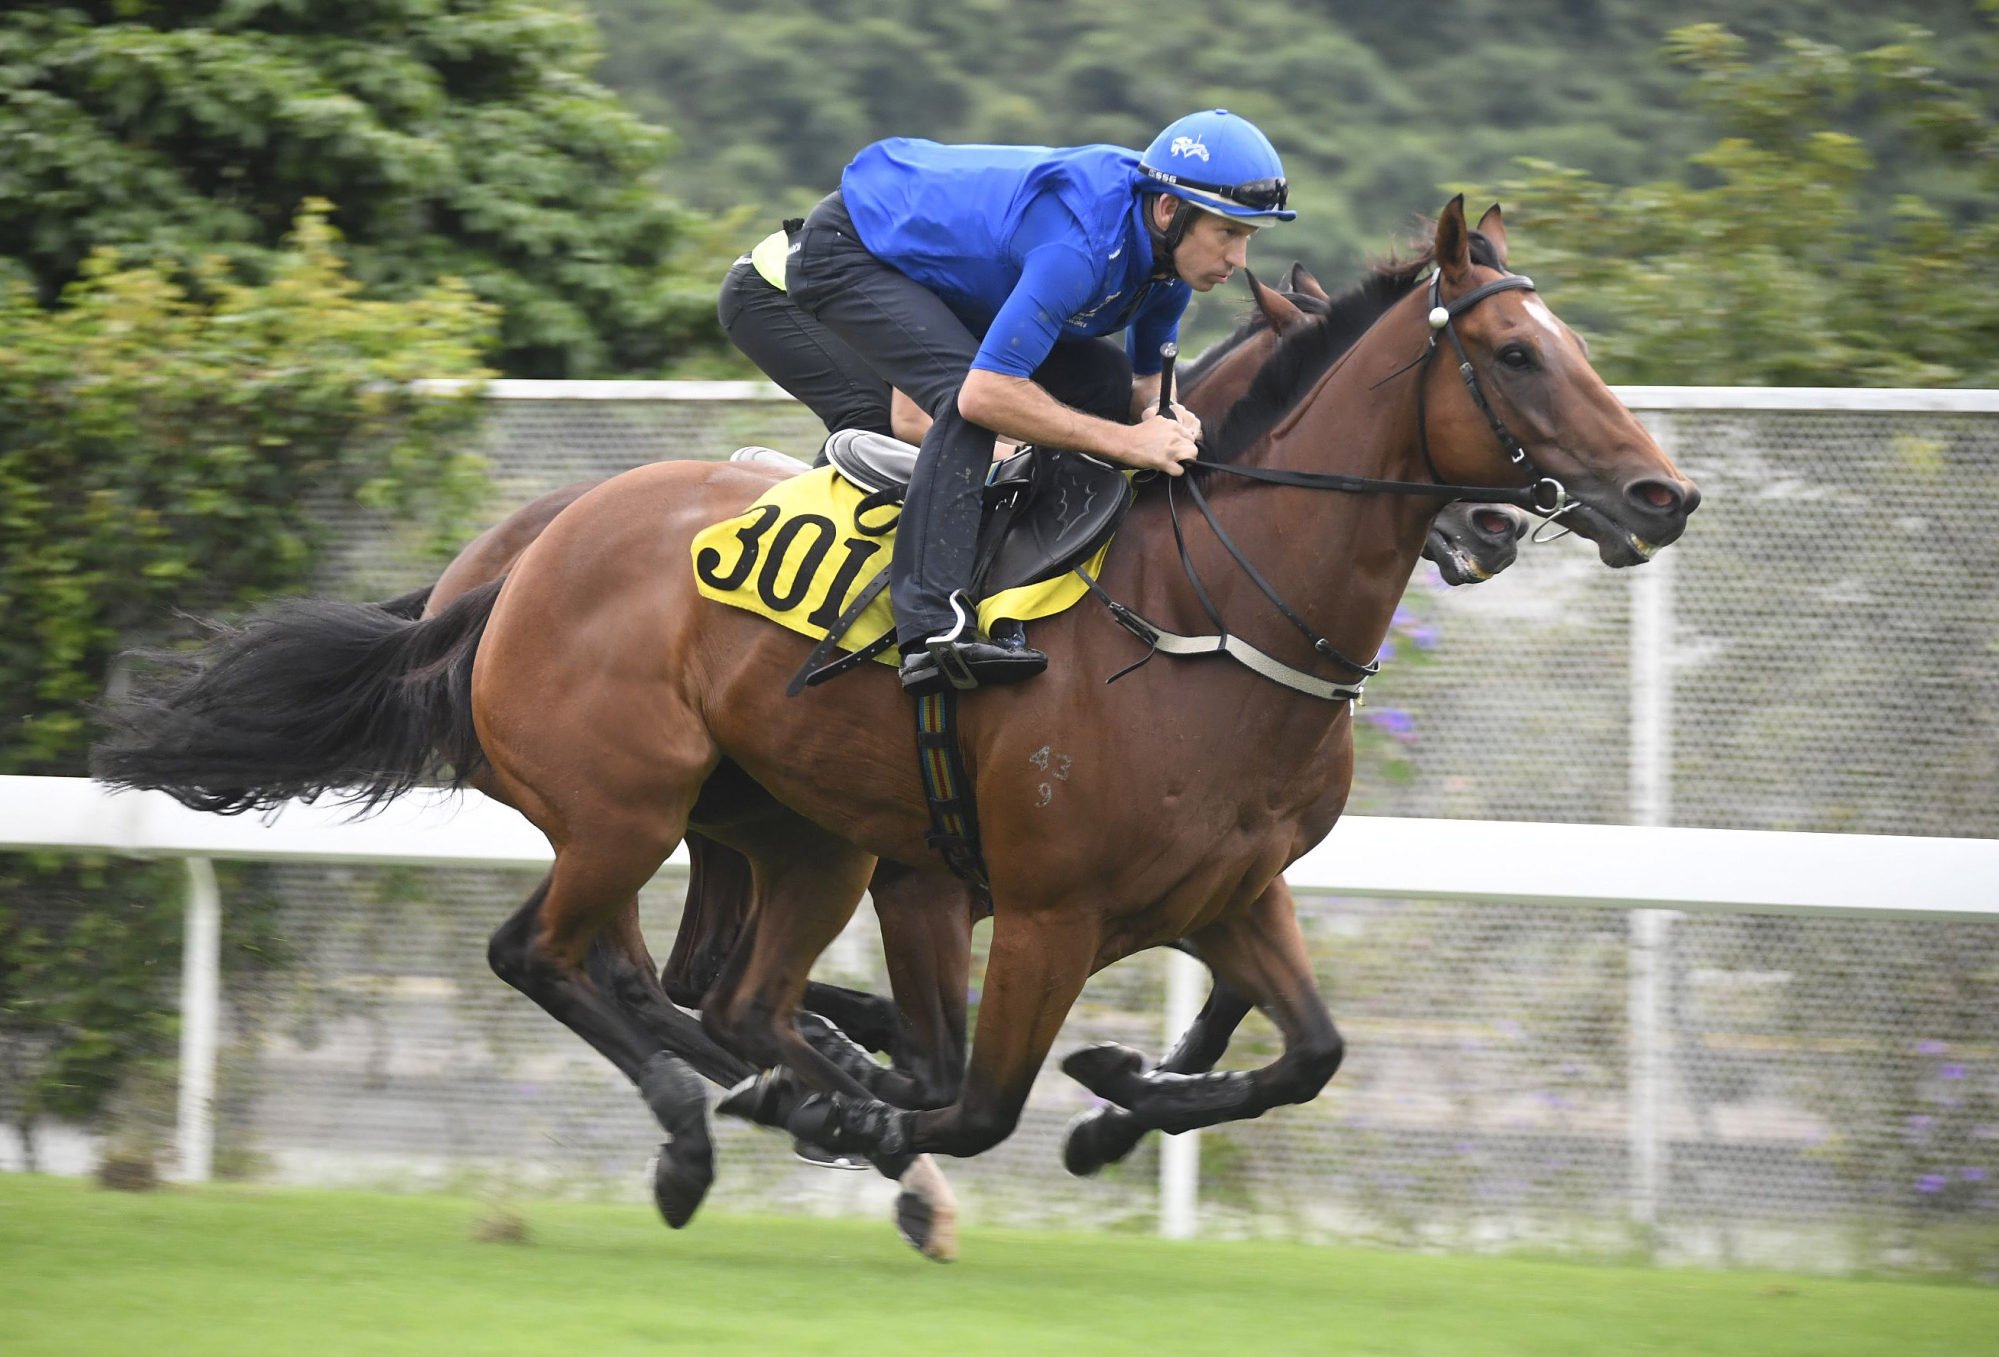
[1087,266,1563,703]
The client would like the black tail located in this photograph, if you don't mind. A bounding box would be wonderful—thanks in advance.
[93,581,501,815]
[374,584,435,620]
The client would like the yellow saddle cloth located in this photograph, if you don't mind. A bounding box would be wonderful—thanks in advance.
[691,466,1110,665]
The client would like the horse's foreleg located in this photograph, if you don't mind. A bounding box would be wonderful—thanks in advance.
[659,835,754,1009]
[781,859,976,1110]
[797,982,902,1055]
[870,859,975,1108]
[1059,885,1343,1136]
[698,822,892,1105]
[678,825,912,1064]
[704,824,965,1260]
[1062,943,1254,1177]
[727,907,1098,1162]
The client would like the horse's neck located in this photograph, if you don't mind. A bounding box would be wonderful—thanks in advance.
[1119,311,1436,684]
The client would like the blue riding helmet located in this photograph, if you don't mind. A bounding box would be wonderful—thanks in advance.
[1139,110,1296,223]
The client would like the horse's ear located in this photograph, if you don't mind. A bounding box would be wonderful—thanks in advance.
[1248,269,1312,336]
[1285,261,1330,302]
[1435,194,1472,283]
[1476,203,1510,269]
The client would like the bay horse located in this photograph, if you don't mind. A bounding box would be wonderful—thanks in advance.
[390,263,1533,1189]
[96,199,1695,1255]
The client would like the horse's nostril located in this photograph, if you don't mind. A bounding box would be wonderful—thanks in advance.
[1629,480,1682,516]
[1472,509,1516,540]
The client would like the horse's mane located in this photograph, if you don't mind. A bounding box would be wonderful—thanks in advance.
[1205,231,1503,465]
[1176,283,1331,392]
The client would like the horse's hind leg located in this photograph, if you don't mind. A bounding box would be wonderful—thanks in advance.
[665,835,904,1057]
[596,900,753,1089]
[1059,884,1344,1137]
[487,831,719,1229]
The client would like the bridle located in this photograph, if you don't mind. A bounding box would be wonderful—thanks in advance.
[1083,260,1583,702]
[1412,267,1575,523]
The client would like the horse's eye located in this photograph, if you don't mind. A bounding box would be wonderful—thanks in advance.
[1497,344,1535,370]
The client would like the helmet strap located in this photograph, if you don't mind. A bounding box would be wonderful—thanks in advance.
[1145,193,1195,278]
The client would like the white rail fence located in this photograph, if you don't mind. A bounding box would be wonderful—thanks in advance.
[7,384,1999,1262]
[6,775,1994,1240]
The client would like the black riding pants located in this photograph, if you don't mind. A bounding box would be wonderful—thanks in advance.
[785,192,1133,648]
[717,254,894,439]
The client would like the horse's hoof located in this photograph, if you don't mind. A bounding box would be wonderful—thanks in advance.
[793,1137,871,1171]
[650,1140,713,1230]
[894,1155,958,1263]
[718,1068,794,1126]
[1060,1041,1145,1098]
[1061,1109,1112,1177]
[1061,1107,1144,1178]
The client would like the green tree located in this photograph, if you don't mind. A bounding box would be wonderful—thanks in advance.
[0,202,494,1152]
[0,0,737,376]
[586,0,1988,343]
[0,203,495,773]
[1492,16,1999,387]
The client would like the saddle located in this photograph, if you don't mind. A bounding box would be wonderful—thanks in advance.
[712,435,1131,699]
[817,429,1133,597]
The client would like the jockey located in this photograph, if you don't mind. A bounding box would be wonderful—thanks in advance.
[733,109,1295,695]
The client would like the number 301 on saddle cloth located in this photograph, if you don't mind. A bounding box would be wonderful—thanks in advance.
[690,462,1117,668]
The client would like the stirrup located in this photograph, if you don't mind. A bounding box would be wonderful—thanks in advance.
[923,593,981,692]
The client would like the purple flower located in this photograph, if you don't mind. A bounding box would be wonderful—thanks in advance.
[1377,639,1398,663]
[1963,1168,1990,1183]
[1365,707,1415,738]
[1409,625,1440,651]
[1941,1063,1967,1080]
[1392,605,1415,629]
[1916,1040,1949,1056]
[1916,1174,1948,1194]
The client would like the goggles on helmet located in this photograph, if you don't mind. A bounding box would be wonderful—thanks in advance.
[1141,166,1290,215]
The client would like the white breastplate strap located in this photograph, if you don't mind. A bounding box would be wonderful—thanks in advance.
[1133,621,1367,703]
[1075,564,1368,703]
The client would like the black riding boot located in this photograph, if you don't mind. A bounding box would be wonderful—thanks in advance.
[890,401,1046,695]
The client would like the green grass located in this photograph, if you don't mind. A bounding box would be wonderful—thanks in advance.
[3,1174,1994,1357]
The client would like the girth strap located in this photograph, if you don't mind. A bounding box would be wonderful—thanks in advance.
[914,690,989,887]
[785,566,893,695]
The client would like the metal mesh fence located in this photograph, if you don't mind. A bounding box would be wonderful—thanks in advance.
[142,390,1999,1275]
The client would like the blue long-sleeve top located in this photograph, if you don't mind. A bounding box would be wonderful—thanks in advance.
[839,139,1191,379]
